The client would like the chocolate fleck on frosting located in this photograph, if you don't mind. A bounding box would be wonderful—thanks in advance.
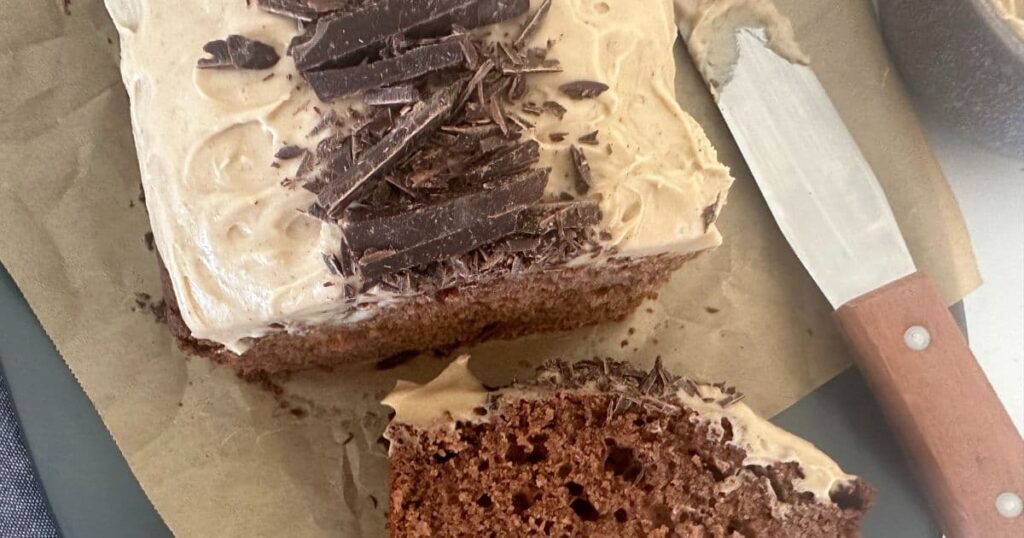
[275,145,306,160]
[541,100,567,119]
[511,357,746,419]
[197,35,280,70]
[559,80,610,100]
[569,145,593,195]
[702,193,723,232]
[578,130,599,146]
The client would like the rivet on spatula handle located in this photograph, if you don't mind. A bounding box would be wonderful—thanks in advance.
[836,271,1024,538]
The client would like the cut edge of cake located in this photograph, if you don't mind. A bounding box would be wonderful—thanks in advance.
[383,356,875,536]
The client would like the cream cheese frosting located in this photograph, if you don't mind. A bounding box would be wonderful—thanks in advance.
[675,0,808,95]
[383,356,855,504]
[381,355,490,430]
[993,0,1024,37]
[106,0,733,352]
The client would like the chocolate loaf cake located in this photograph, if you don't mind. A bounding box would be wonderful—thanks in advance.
[384,357,875,536]
[107,0,733,373]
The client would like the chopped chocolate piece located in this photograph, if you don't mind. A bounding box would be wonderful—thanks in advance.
[462,140,540,183]
[513,0,551,49]
[440,123,501,137]
[197,35,280,70]
[520,101,543,116]
[702,193,723,232]
[291,0,529,71]
[256,0,357,21]
[541,100,566,119]
[487,96,509,136]
[498,41,524,66]
[364,85,421,107]
[500,60,561,75]
[275,145,306,160]
[347,169,548,280]
[504,112,533,131]
[458,37,480,69]
[317,82,465,217]
[578,130,599,146]
[549,132,567,143]
[351,169,549,249]
[518,200,601,234]
[478,135,512,154]
[322,251,344,276]
[307,41,464,102]
[569,145,593,195]
[457,59,495,109]
[559,80,609,100]
[143,231,155,252]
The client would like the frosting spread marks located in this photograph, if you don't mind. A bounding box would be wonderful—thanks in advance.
[675,0,808,95]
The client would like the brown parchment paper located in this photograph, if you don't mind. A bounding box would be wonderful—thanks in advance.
[0,0,979,536]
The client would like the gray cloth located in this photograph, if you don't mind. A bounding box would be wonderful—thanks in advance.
[0,369,60,537]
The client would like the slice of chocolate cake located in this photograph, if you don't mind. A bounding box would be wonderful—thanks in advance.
[384,357,875,536]
[107,0,733,373]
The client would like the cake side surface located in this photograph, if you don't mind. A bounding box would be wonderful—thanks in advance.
[163,252,701,374]
[384,358,875,536]
[107,0,734,354]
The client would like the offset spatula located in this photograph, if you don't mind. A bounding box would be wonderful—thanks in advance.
[684,28,1024,537]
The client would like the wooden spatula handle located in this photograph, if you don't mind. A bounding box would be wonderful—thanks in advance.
[836,271,1024,537]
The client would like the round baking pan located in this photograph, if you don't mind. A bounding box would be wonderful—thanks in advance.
[878,0,1024,158]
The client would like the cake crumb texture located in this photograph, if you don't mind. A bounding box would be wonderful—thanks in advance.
[388,391,873,537]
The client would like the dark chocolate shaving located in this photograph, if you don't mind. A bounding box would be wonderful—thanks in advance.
[559,80,609,100]
[275,145,306,160]
[702,193,723,232]
[500,60,561,75]
[549,132,567,143]
[317,81,465,217]
[322,252,344,276]
[364,85,421,106]
[487,96,509,136]
[198,35,280,70]
[541,100,566,119]
[291,0,529,71]
[307,41,464,102]
[345,169,548,280]
[520,102,543,116]
[513,0,552,49]
[462,140,540,183]
[569,145,592,195]
[578,130,599,146]
[518,200,601,235]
